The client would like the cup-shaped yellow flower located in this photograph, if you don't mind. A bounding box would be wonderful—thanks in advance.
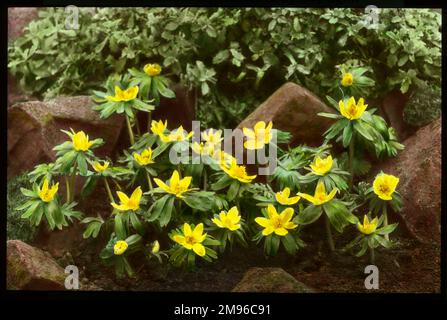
[357,215,379,235]
[160,125,193,143]
[151,240,160,254]
[72,130,94,151]
[275,187,301,205]
[373,173,399,201]
[151,119,168,136]
[339,97,367,120]
[341,72,353,87]
[133,148,154,166]
[212,206,241,231]
[255,205,298,236]
[243,121,273,150]
[220,158,257,183]
[38,178,59,202]
[111,186,142,211]
[106,85,139,102]
[153,170,192,198]
[173,223,207,256]
[144,63,162,76]
[92,160,109,173]
[114,240,128,255]
[192,142,215,157]
[310,155,333,176]
[298,181,338,206]
[202,129,223,145]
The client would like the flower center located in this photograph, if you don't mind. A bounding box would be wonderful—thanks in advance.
[272,217,283,229]
[379,184,390,194]
[185,235,196,245]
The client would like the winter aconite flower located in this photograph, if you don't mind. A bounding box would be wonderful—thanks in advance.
[357,215,379,235]
[153,170,192,198]
[341,72,353,87]
[373,173,399,201]
[298,181,338,206]
[111,186,143,211]
[92,160,109,173]
[151,240,160,254]
[220,158,256,183]
[173,223,207,256]
[275,187,301,205]
[151,119,167,137]
[255,205,297,236]
[202,129,223,145]
[72,130,94,151]
[133,148,154,166]
[106,85,139,102]
[160,126,193,143]
[339,97,367,120]
[243,121,273,150]
[192,142,215,157]
[38,178,59,202]
[144,63,162,77]
[212,206,241,231]
[114,240,128,255]
[310,155,333,176]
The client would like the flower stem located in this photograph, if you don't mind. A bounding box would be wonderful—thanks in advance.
[69,162,77,203]
[203,169,207,191]
[325,214,335,252]
[145,170,155,201]
[177,164,182,179]
[125,115,135,145]
[65,176,70,203]
[104,177,114,203]
[383,205,389,241]
[370,246,376,265]
[348,137,354,190]
[147,112,152,133]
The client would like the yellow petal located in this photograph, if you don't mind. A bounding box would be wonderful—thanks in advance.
[297,192,318,206]
[183,223,192,236]
[266,205,278,219]
[255,217,270,228]
[130,186,142,204]
[192,243,206,257]
[153,178,171,193]
[262,226,274,236]
[116,191,130,204]
[212,218,224,228]
[280,208,294,224]
[193,223,204,239]
[173,235,185,245]
[274,228,288,236]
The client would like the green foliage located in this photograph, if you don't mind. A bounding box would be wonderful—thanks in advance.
[8,8,441,128]
[7,173,38,242]
[404,84,441,127]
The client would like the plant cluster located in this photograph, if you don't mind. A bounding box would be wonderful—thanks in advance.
[8,8,441,129]
[16,62,404,276]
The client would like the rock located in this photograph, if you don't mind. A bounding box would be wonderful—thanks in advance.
[237,83,335,147]
[7,96,124,179]
[372,118,441,244]
[379,90,416,141]
[8,7,39,42]
[7,240,66,290]
[232,267,315,293]
[8,73,37,109]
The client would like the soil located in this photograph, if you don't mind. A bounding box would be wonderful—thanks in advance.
[35,186,441,293]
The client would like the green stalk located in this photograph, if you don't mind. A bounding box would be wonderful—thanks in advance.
[112,179,122,191]
[203,169,207,191]
[177,164,182,179]
[104,177,114,203]
[370,246,376,265]
[147,112,152,133]
[348,137,354,190]
[65,176,70,203]
[383,205,389,241]
[325,214,335,252]
[69,162,78,203]
[145,170,155,201]
[125,114,135,145]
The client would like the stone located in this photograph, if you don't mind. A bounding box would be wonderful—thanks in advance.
[232,267,315,293]
[7,240,66,290]
[237,83,335,147]
[7,96,124,179]
[8,7,39,42]
[372,118,441,244]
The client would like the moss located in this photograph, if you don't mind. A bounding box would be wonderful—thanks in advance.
[404,85,441,127]
[7,173,38,242]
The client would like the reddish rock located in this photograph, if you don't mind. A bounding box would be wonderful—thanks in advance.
[237,82,335,147]
[372,118,441,244]
[7,240,66,290]
[7,96,124,179]
[8,7,39,42]
[232,267,315,293]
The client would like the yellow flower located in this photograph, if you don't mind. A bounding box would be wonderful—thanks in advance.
[357,215,379,235]
[114,240,128,255]
[151,119,168,137]
[92,160,109,173]
[373,173,399,201]
[339,97,367,120]
[255,205,298,236]
[144,63,162,77]
[133,148,154,166]
[106,85,139,102]
[202,129,223,145]
[38,178,59,202]
[173,223,207,256]
[275,187,301,205]
[151,240,160,254]
[153,170,192,198]
[160,125,193,143]
[212,206,241,231]
[72,130,94,151]
[243,121,273,150]
[341,72,354,87]
[213,150,235,165]
[111,186,142,211]
[298,181,338,206]
[192,142,215,157]
[220,158,256,183]
[310,155,333,176]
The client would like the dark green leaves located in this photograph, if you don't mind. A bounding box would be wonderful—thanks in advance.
[296,205,323,225]
[323,200,358,233]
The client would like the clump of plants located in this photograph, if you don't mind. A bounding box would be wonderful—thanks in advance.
[16,61,404,277]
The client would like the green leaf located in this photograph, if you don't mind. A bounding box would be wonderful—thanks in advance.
[354,121,374,141]
[114,213,126,240]
[226,181,240,202]
[296,205,322,225]
[129,212,145,236]
[323,200,358,233]
[342,123,353,148]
